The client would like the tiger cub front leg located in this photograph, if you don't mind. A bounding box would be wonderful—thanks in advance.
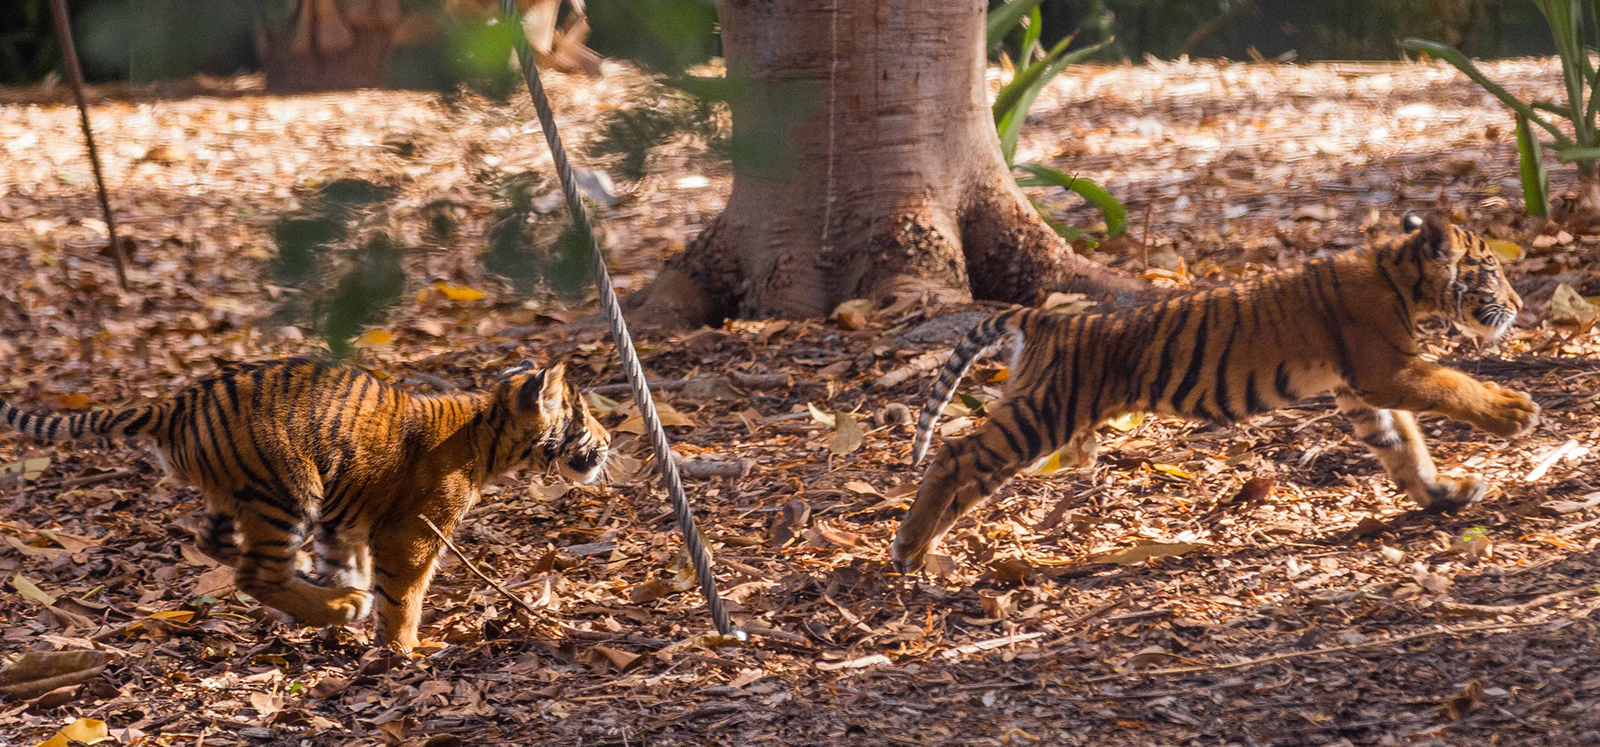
[1335,389,1485,513]
[1360,360,1538,438]
[892,402,1065,572]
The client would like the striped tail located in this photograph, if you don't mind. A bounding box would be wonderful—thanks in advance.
[910,309,1033,466]
[0,398,168,441]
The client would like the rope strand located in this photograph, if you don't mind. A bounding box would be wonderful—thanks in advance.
[499,0,741,640]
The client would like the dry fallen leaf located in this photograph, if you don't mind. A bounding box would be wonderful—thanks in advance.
[0,651,110,701]
[829,411,865,455]
[1090,542,1204,566]
[35,717,110,747]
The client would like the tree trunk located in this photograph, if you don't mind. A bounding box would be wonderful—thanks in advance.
[628,0,1148,327]
[257,0,405,92]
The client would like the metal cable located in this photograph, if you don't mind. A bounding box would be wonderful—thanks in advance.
[499,0,742,640]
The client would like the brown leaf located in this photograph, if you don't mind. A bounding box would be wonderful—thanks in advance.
[577,645,643,672]
[769,499,810,547]
[0,650,109,700]
[1090,542,1204,566]
[829,411,865,456]
[1441,679,1484,720]
[1230,477,1274,505]
[988,557,1034,586]
[629,578,674,604]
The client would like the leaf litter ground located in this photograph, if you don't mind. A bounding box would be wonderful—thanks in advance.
[1,59,1599,746]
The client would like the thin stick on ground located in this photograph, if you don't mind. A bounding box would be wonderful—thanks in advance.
[420,515,548,623]
[48,0,128,291]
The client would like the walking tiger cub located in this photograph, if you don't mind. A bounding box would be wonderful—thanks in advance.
[893,214,1538,572]
[1,357,609,652]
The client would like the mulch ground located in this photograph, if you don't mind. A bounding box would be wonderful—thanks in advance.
[1,58,1599,747]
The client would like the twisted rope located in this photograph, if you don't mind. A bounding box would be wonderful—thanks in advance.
[498,0,742,640]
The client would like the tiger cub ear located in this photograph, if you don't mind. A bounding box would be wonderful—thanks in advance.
[517,361,569,417]
[1404,213,1451,258]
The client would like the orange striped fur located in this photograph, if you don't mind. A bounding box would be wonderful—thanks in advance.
[893,214,1537,571]
[1,357,609,652]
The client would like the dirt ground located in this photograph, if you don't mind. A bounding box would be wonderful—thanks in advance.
[1,57,1599,746]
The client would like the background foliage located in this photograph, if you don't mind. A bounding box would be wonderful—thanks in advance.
[0,0,1562,87]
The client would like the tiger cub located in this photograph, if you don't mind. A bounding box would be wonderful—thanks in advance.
[1,357,609,652]
[892,214,1538,572]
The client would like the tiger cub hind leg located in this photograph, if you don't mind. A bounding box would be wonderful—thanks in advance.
[1335,389,1486,513]
[312,525,375,620]
[892,400,1083,572]
[232,504,372,627]
[195,511,241,566]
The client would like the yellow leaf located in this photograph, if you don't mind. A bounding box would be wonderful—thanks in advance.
[146,610,196,623]
[1150,463,1193,480]
[37,718,109,747]
[433,282,486,302]
[1104,411,1146,432]
[353,329,394,348]
[56,394,93,410]
[1483,239,1524,263]
[989,368,1009,383]
[11,574,56,606]
[1029,451,1065,475]
[806,402,836,428]
[1040,292,1097,313]
[0,458,50,482]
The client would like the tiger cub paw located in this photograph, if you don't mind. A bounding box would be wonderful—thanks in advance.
[329,588,374,624]
[1476,386,1539,438]
[1420,476,1488,514]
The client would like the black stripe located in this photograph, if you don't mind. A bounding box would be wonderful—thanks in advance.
[1274,362,1296,400]
[1245,371,1269,414]
[1169,299,1214,409]
[122,409,153,436]
[1211,290,1242,422]
[1147,299,1195,406]
[1010,403,1043,459]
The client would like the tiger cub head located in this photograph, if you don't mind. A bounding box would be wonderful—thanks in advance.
[1399,213,1522,340]
[498,360,611,484]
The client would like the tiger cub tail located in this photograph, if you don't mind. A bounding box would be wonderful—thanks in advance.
[910,308,1038,466]
[0,398,171,442]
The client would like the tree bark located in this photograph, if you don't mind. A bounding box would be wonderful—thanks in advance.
[629,0,1148,326]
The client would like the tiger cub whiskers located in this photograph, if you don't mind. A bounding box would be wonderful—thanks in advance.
[893,214,1538,572]
[1,357,610,652]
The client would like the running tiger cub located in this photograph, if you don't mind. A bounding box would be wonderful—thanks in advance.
[892,214,1537,572]
[1,357,609,652]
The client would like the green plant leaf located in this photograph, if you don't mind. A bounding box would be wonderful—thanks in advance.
[1517,115,1552,217]
[1019,6,1043,63]
[1028,198,1094,247]
[986,0,1048,48]
[1015,164,1128,237]
[1557,146,1600,161]
[1401,38,1574,148]
[994,36,1110,164]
